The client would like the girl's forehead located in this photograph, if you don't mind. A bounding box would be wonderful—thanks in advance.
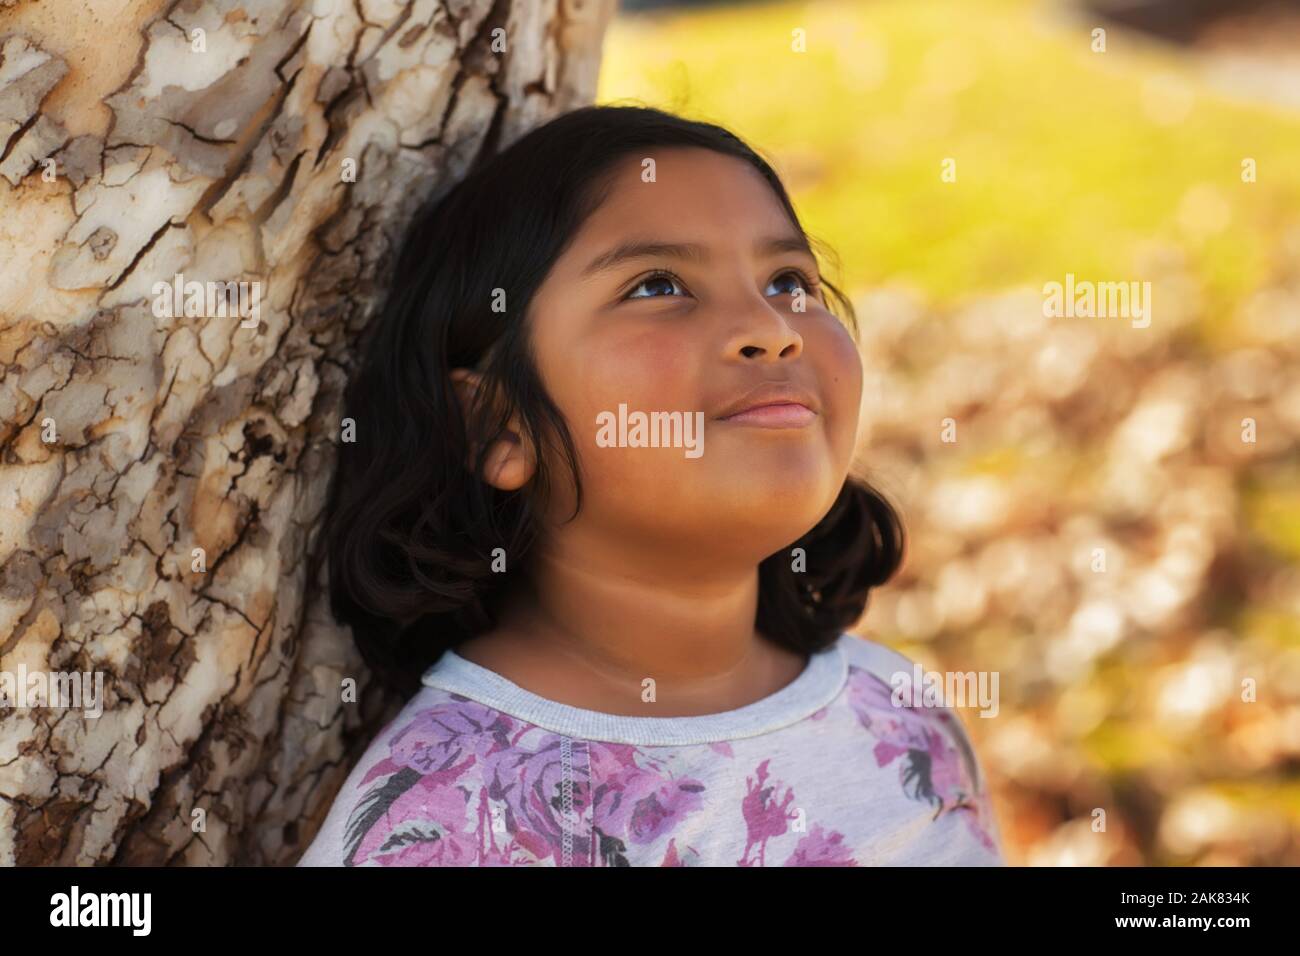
[595,147,771,207]
[562,151,794,258]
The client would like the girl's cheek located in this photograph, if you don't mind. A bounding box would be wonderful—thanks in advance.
[821,327,863,457]
[818,322,864,435]
[583,328,697,411]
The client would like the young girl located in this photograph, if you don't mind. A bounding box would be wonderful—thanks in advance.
[297,105,1004,867]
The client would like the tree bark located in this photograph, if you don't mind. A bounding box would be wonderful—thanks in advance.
[0,0,615,865]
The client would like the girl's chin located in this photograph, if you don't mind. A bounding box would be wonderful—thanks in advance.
[707,477,840,518]
[711,457,837,491]
[597,455,844,512]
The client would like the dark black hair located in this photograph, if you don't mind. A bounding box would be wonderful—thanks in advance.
[310,104,906,700]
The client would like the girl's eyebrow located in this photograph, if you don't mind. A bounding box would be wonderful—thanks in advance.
[580,233,816,279]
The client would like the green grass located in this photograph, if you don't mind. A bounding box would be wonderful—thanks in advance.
[597,0,1300,324]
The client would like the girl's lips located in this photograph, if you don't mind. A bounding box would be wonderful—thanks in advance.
[718,402,817,427]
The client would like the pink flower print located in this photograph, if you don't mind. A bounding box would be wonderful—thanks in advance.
[660,837,702,866]
[627,778,706,843]
[846,665,988,825]
[783,823,857,867]
[496,735,593,866]
[586,744,706,866]
[344,697,592,866]
[346,764,481,866]
[738,758,799,866]
[959,779,1000,855]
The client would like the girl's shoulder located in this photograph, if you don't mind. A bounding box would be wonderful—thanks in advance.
[833,631,994,796]
[834,629,922,681]
[296,684,567,866]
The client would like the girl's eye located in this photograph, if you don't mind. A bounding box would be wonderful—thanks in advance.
[624,270,688,300]
[767,269,819,298]
[621,267,821,302]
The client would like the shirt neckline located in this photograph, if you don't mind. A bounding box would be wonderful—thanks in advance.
[419,633,850,745]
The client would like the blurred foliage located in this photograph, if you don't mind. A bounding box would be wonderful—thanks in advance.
[598,0,1300,325]
[598,0,1300,865]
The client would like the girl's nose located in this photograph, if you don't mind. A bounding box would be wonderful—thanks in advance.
[721,293,804,362]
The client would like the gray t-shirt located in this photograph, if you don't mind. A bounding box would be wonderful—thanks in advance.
[297,632,1005,866]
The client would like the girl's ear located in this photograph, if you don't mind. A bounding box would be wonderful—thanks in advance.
[448,368,536,491]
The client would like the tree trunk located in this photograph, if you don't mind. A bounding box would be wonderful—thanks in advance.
[0,0,615,865]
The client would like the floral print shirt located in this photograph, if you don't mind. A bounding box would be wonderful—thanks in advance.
[297,632,1004,866]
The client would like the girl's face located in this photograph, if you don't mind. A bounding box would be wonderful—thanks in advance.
[523,147,863,565]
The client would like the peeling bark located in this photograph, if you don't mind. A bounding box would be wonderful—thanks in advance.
[0,0,615,865]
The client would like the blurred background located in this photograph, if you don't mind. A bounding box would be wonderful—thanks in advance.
[596,0,1300,865]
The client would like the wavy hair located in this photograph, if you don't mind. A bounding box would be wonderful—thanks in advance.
[310,104,906,700]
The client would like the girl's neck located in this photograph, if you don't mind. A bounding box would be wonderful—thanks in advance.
[452,564,808,718]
